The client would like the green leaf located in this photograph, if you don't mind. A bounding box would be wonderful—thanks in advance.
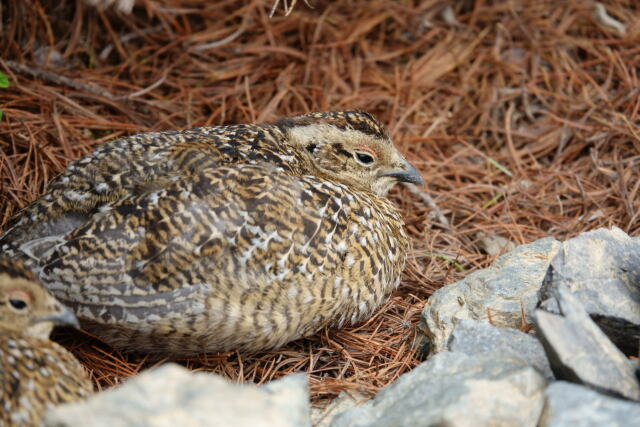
[414,252,465,272]
[486,157,513,177]
[483,192,504,209]
[0,110,3,121]
[0,71,9,88]
[432,253,465,272]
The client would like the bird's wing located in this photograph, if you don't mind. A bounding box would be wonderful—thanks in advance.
[34,164,403,328]
[0,126,291,254]
[1,132,209,251]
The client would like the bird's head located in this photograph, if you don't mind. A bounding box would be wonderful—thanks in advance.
[0,258,79,339]
[276,111,423,196]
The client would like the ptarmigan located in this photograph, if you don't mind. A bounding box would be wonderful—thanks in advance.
[1,111,423,355]
[0,258,93,425]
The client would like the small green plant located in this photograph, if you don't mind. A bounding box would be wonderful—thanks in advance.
[432,253,465,272]
[0,71,10,120]
[415,251,465,272]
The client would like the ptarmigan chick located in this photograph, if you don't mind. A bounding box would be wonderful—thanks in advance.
[1,111,423,355]
[0,258,92,425]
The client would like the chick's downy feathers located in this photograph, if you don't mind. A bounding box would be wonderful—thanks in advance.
[0,258,92,425]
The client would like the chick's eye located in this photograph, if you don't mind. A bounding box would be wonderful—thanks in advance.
[9,298,28,311]
[355,152,375,165]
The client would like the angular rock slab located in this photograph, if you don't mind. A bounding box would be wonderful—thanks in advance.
[535,285,640,401]
[312,392,367,427]
[539,227,640,355]
[45,364,310,427]
[475,232,517,257]
[540,382,640,427]
[448,318,553,379]
[421,237,561,353]
[331,351,546,427]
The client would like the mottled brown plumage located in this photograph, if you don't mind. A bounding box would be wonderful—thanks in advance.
[1,111,422,355]
[0,259,92,425]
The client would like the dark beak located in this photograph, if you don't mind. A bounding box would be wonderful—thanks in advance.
[380,159,424,186]
[35,305,80,329]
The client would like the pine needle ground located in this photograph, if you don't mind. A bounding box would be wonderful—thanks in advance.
[1,0,639,407]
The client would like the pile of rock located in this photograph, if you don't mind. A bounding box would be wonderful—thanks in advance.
[46,228,640,426]
[332,227,640,426]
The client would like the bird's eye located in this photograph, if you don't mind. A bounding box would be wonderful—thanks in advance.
[355,152,375,165]
[7,290,31,312]
[9,298,28,311]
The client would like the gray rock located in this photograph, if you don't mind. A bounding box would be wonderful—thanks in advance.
[475,232,517,256]
[540,381,640,426]
[312,392,367,427]
[591,314,640,357]
[45,364,310,427]
[421,237,561,354]
[331,351,546,427]
[539,227,640,355]
[535,285,640,401]
[448,319,553,378]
